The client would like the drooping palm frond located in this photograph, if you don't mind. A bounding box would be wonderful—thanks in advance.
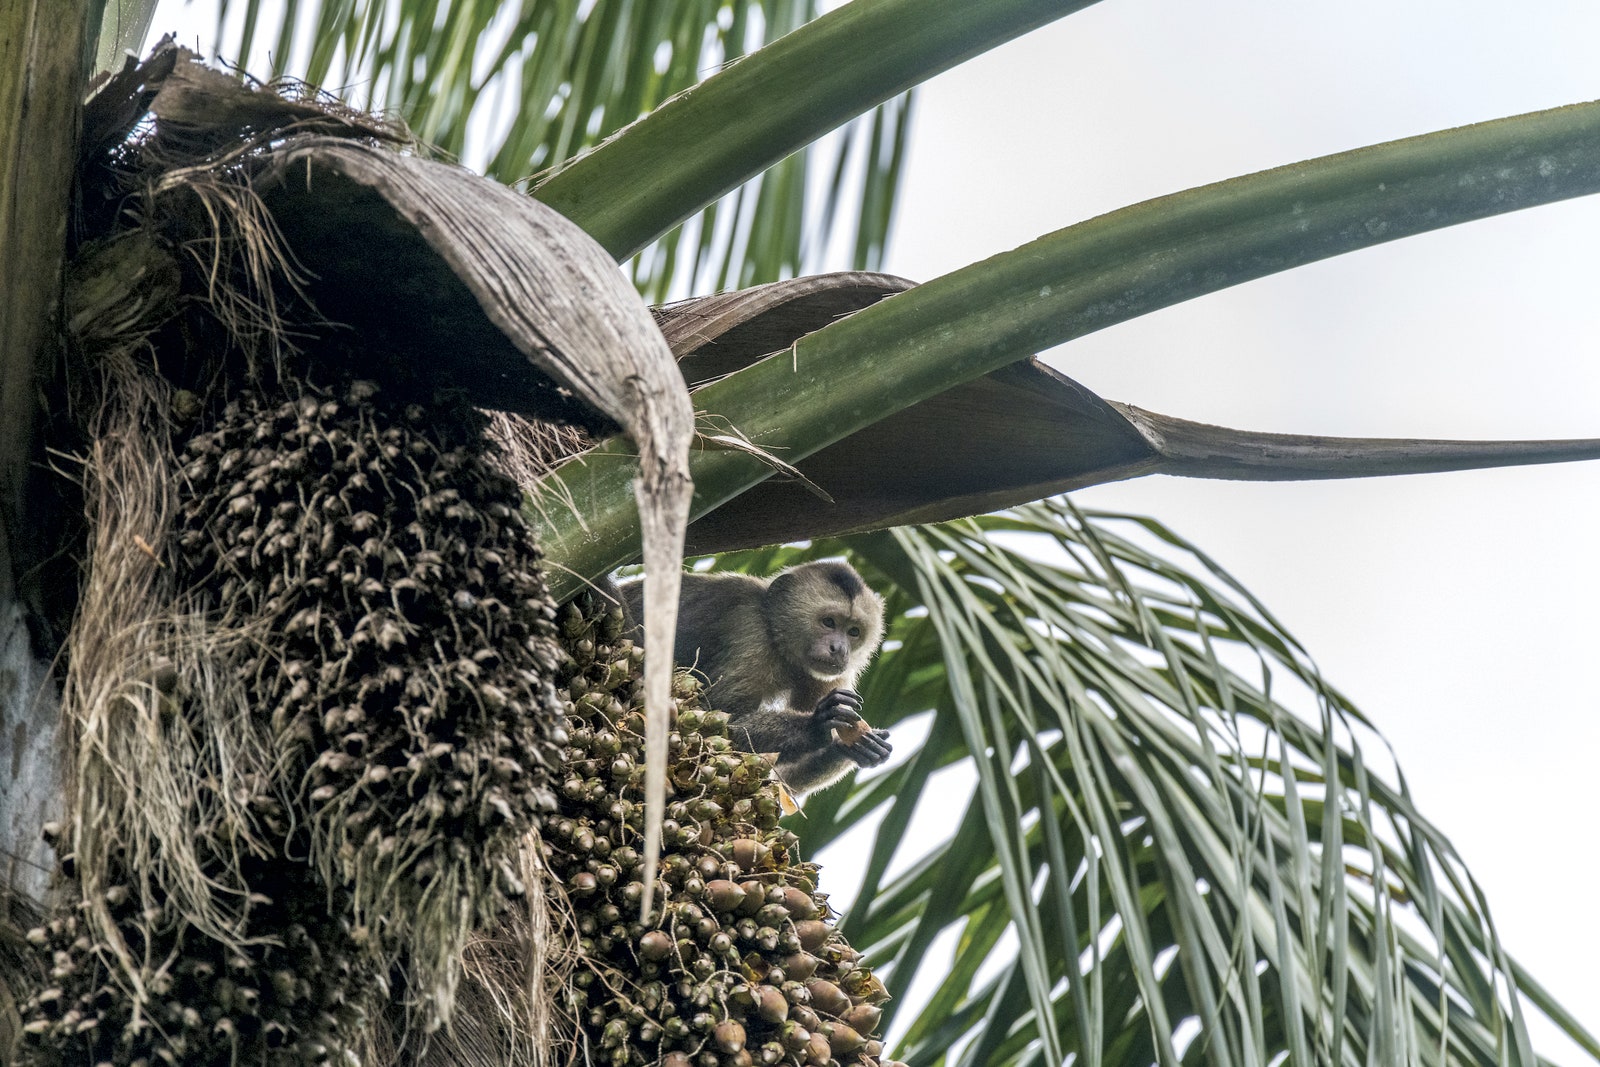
[693,501,1599,1067]
[532,93,1600,596]
[204,0,909,301]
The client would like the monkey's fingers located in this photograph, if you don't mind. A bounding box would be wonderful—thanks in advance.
[814,688,863,714]
[845,731,893,767]
[815,696,864,731]
[821,709,866,735]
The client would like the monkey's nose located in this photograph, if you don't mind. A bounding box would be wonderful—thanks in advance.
[829,636,850,660]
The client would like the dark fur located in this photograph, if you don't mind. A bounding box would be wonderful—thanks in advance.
[615,561,890,795]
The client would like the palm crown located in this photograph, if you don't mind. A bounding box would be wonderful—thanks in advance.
[2,1,1597,1065]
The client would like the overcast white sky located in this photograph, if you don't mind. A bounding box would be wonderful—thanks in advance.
[143,0,1600,1058]
[884,2,1600,1058]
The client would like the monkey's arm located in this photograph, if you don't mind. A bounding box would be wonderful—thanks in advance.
[774,744,864,796]
[773,727,891,795]
[724,699,820,763]
[728,690,892,795]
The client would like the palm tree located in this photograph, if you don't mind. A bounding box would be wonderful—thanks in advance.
[4,2,1599,1065]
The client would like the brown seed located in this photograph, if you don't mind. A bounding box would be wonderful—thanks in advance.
[803,1032,831,1066]
[833,718,870,745]
[704,879,747,914]
[827,1022,865,1055]
[778,1021,811,1052]
[729,838,770,872]
[755,985,789,1025]
[794,920,830,953]
[638,930,673,961]
[843,1003,882,1034]
[714,1019,747,1054]
[782,952,820,982]
[806,978,851,1018]
[782,886,819,921]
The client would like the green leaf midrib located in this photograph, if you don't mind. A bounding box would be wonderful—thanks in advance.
[533,0,1098,260]
[536,97,1600,596]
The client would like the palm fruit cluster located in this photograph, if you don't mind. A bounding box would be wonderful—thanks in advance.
[548,597,905,1067]
[15,840,368,1067]
[170,375,566,1019]
[16,371,568,1066]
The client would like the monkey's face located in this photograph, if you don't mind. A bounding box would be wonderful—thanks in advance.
[765,561,886,681]
[801,607,874,677]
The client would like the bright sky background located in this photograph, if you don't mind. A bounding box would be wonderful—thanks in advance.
[140,1,1600,1059]
[884,2,1600,1060]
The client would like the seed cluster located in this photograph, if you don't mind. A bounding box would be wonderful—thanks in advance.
[548,599,905,1067]
[15,845,368,1067]
[171,377,566,1022]
[15,373,569,1066]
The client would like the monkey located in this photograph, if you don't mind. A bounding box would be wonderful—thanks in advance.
[614,560,891,796]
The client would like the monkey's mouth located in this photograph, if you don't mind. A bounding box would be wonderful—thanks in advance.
[807,654,847,678]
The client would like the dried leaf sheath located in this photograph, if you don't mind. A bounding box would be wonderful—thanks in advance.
[18,44,697,1060]
[253,134,697,919]
[631,395,690,921]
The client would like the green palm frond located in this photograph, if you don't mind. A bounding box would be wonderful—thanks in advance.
[697,501,1596,1067]
[207,0,909,300]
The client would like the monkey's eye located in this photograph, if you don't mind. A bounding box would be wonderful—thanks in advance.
[821,617,836,629]
[848,626,861,638]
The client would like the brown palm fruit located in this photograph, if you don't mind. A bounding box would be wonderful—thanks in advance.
[546,596,893,1067]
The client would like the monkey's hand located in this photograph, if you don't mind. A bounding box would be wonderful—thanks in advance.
[841,728,892,768]
[813,688,865,734]
[814,689,892,768]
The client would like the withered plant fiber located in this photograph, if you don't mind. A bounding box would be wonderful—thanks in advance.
[19,51,569,1065]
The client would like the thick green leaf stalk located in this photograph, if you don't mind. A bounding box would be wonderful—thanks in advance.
[536,98,1600,597]
[535,0,1097,261]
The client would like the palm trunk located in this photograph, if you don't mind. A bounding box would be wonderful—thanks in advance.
[0,0,92,905]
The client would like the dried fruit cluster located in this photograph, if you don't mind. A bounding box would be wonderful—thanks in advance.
[16,373,568,1066]
[549,599,905,1067]
[16,848,368,1067]
[171,377,566,1017]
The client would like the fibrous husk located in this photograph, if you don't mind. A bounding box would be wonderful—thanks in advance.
[19,336,569,1064]
[18,346,381,1067]
[18,40,637,1066]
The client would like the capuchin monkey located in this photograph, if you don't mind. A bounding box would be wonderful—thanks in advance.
[615,560,891,795]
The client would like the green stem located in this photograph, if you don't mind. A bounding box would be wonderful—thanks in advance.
[532,0,1097,261]
[535,98,1600,597]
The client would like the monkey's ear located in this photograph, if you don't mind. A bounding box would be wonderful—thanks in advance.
[764,569,798,604]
